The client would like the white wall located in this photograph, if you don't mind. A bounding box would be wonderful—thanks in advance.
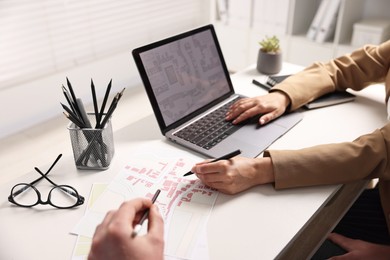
[0,51,138,138]
[0,2,211,139]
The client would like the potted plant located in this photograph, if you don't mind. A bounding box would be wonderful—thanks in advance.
[256,35,282,75]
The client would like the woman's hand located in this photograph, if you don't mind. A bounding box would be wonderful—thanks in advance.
[192,156,275,194]
[226,92,291,125]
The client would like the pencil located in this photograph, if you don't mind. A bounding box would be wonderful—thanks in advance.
[62,85,77,115]
[63,112,85,129]
[99,91,119,129]
[131,189,161,237]
[91,79,99,126]
[61,103,86,128]
[66,77,84,124]
[98,88,126,129]
[96,79,112,128]
[183,149,241,177]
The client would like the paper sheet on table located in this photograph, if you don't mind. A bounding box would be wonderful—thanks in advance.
[72,183,107,260]
[72,146,218,259]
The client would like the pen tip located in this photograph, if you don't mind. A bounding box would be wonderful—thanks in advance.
[183,171,193,177]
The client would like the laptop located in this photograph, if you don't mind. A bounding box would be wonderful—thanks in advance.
[132,24,303,158]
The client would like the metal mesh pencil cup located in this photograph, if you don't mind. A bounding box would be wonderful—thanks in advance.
[67,118,115,170]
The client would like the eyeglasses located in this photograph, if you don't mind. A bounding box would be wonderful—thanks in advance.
[8,154,85,209]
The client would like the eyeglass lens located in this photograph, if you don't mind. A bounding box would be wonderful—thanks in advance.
[49,185,80,208]
[11,184,38,207]
[11,184,80,208]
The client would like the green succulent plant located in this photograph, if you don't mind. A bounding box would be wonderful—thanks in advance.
[259,35,280,53]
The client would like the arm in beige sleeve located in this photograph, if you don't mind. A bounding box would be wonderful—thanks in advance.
[270,41,390,111]
[265,122,390,190]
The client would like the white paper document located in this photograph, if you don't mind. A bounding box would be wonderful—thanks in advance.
[72,147,218,259]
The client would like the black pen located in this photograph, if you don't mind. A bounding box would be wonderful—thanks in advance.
[183,149,242,177]
[252,79,272,91]
[132,189,161,237]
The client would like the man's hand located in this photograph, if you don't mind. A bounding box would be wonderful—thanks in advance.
[328,232,390,260]
[88,198,164,260]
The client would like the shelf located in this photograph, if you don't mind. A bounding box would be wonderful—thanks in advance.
[212,0,390,70]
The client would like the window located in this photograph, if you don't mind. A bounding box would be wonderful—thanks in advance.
[0,0,209,90]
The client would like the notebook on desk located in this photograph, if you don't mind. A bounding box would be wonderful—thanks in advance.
[132,24,303,158]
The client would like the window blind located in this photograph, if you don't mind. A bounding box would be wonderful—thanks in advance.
[0,0,208,90]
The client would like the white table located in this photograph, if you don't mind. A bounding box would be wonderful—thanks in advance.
[0,63,387,260]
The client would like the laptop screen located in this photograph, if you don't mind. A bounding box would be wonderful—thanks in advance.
[136,26,232,128]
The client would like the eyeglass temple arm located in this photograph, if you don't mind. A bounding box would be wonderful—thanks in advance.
[30,154,63,186]
[34,167,80,199]
[10,184,31,197]
[11,154,63,197]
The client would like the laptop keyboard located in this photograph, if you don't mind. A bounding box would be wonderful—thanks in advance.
[174,98,243,150]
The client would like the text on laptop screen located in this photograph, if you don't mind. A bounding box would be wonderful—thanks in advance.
[139,29,231,126]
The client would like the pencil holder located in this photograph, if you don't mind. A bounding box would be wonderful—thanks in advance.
[67,117,115,170]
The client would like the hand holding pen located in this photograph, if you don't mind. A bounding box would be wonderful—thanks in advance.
[186,149,273,194]
[88,197,164,260]
[184,149,241,177]
[132,189,161,237]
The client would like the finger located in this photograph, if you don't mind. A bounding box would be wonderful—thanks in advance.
[328,254,351,260]
[226,99,256,119]
[113,199,152,232]
[191,159,213,173]
[328,232,354,252]
[147,204,164,238]
[231,107,262,124]
[194,159,213,166]
[194,160,227,175]
[259,110,282,125]
[99,209,116,228]
[228,98,251,111]
[227,99,255,117]
[92,210,116,238]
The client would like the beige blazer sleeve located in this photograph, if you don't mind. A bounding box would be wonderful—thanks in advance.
[266,122,390,188]
[270,41,390,111]
[266,122,390,234]
[265,40,390,234]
